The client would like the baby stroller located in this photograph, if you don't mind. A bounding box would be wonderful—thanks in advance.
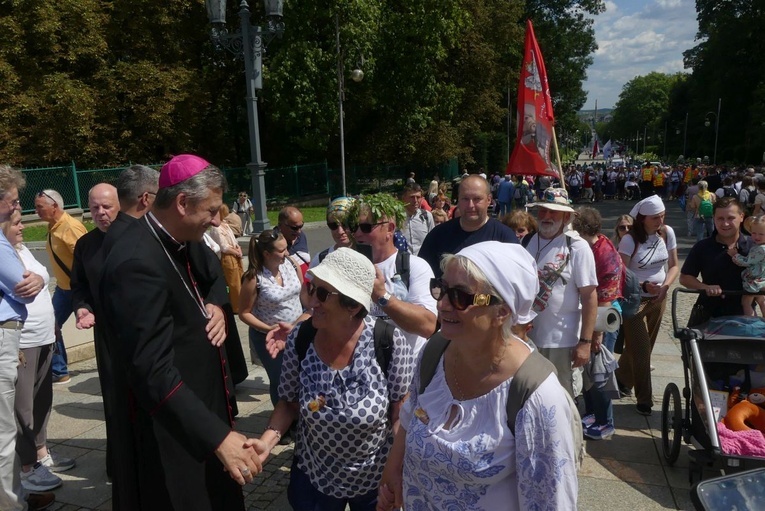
[663,288,765,483]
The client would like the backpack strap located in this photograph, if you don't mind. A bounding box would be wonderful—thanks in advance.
[395,250,411,291]
[506,349,557,431]
[295,318,317,364]
[417,332,451,394]
[296,317,395,378]
[373,318,396,378]
[318,248,330,263]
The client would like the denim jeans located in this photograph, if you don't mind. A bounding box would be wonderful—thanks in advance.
[287,458,378,511]
[695,217,714,242]
[249,328,283,407]
[583,329,618,426]
[51,286,73,378]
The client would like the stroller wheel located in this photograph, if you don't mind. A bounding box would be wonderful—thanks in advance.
[662,383,682,464]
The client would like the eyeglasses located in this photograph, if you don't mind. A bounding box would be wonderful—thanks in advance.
[307,282,340,303]
[617,225,631,232]
[36,191,56,203]
[284,223,304,231]
[327,221,344,231]
[3,197,20,208]
[355,221,388,234]
[429,278,503,311]
[139,191,157,199]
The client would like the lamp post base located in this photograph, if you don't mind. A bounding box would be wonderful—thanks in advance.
[248,161,271,232]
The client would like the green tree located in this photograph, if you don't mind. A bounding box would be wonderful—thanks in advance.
[681,0,765,163]
[610,72,685,146]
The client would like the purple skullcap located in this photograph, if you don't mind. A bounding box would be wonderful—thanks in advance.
[159,154,211,189]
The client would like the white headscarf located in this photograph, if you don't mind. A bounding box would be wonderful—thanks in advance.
[455,241,539,325]
[629,195,665,218]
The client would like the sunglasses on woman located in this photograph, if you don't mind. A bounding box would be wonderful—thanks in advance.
[307,282,340,302]
[617,225,631,232]
[429,278,503,311]
[327,221,346,231]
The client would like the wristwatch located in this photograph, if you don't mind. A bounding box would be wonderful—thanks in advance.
[377,292,392,307]
[578,338,593,344]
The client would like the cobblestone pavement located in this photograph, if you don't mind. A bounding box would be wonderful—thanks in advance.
[42,197,707,510]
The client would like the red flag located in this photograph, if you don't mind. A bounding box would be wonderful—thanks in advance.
[506,20,558,178]
[592,138,599,159]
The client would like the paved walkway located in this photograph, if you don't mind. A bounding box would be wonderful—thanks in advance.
[42,199,707,510]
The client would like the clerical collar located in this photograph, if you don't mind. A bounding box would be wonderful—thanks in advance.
[146,212,186,251]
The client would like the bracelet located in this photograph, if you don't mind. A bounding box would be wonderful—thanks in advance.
[265,426,282,440]
[578,338,592,344]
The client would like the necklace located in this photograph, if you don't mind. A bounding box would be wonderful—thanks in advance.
[535,236,556,262]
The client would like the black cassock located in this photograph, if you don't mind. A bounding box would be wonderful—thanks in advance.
[99,214,244,511]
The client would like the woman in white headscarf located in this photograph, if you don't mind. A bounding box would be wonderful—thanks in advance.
[615,195,679,416]
[376,241,578,511]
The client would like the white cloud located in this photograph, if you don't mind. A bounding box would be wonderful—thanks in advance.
[582,0,697,109]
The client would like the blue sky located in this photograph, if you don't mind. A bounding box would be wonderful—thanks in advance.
[581,0,699,110]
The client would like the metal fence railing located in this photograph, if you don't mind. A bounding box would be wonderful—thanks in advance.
[19,158,459,213]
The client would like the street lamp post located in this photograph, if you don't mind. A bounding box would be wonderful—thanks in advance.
[704,98,722,165]
[205,0,285,232]
[336,14,364,198]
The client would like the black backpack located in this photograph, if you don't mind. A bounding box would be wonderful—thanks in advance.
[722,186,736,198]
[295,317,395,377]
[319,249,411,291]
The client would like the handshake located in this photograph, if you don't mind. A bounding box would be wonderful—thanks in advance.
[214,430,277,485]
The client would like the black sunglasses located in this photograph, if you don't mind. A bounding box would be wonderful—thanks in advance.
[307,282,340,303]
[617,225,631,231]
[36,191,56,203]
[429,278,503,311]
[327,221,343,231]
[355,221,388,234]
[285,223,304,231]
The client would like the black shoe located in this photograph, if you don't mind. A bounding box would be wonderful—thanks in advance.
[617,380,632,398]
[636,404,652,416]
[27,492,55,511]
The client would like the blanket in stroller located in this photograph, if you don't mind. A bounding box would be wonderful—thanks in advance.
[701,316,765,340]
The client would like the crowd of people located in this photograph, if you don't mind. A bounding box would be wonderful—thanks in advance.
[2,157,765,510]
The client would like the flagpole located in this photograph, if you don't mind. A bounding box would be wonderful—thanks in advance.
[552,126,566,191]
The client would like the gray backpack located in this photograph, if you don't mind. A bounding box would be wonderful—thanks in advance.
[418,333,584,470]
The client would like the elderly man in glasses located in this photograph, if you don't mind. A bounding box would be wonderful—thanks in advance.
[0,165,52,511]
[277,206,310,274]
[34,188,87,385]
[351,193,437,355]
[525,188,598,399]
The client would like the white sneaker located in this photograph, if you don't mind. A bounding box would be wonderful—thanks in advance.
[21,463,62,492]
[39,451,76,473]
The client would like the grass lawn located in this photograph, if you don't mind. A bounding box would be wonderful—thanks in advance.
[21,209,328,242]
[267,207,327,225]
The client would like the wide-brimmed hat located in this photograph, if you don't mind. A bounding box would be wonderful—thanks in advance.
[528,187,575,213]
[308,247,375,312]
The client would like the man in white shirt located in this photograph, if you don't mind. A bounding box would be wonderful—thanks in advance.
[401,184,434,256]
[525,188,598,398]
[352,193,437,355]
